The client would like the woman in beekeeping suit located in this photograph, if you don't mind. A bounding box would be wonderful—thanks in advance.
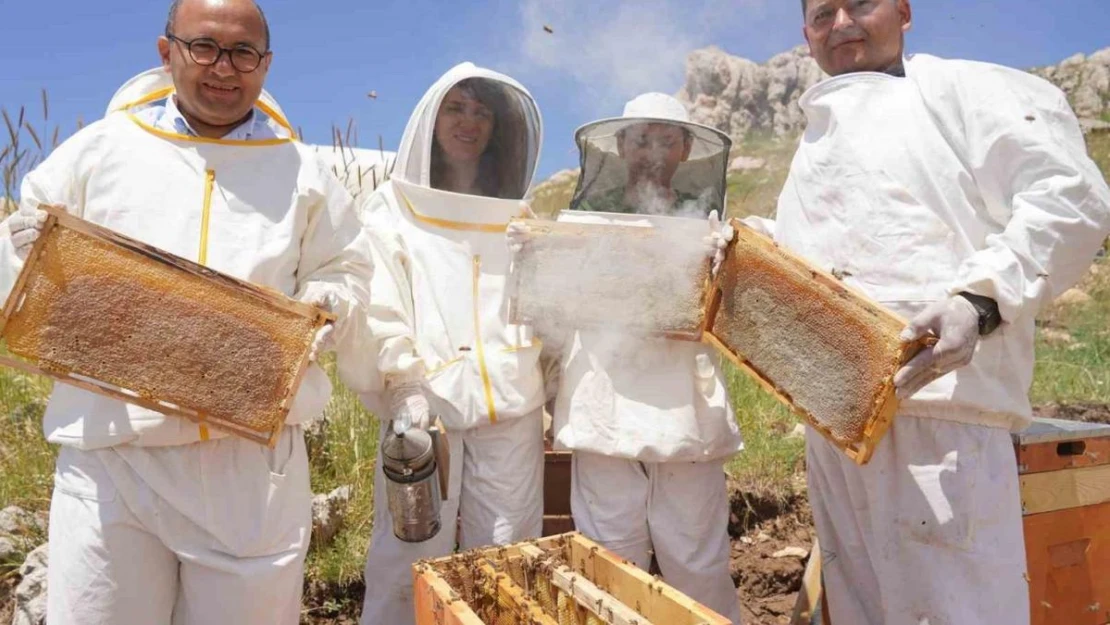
[355,63,546,625]
[509,92,745,623]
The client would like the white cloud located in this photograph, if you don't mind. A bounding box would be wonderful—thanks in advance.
[514,0,765,114]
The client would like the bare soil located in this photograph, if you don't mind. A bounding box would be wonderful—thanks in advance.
[728,484,815,625]
[0,575,16,625]
[1033,401,1110,425]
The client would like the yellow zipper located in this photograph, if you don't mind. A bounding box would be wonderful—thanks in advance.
[472,256,498,424]
[198,169,215,265]
[198,169,216,441]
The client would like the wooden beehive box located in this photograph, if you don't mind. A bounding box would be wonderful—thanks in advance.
[508,214,712,341]
[1014,417,1110,625]
[704,219,929,465]
[413,532,730,625]
[0,205,331,447]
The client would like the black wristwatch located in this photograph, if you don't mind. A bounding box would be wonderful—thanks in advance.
[958,292,1002,336]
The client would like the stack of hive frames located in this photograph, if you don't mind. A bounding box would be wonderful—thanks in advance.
[704,218,931,465]
[413,532,730,625]
[507,216,712,341]
[0,205,332,447]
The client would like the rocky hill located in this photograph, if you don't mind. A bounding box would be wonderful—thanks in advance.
[1031,48,1110,124]
[678,45,1110,144]
[677,45,824,142]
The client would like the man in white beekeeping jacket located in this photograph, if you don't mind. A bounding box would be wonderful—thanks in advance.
[356,63,548,625]
[511,93,745,623]
[0,1,376,623]
[732,1,1110,623]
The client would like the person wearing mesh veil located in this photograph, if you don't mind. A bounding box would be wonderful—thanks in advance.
[509,93,745,623]
[355,63,548,625]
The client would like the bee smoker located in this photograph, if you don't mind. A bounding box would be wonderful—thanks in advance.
[381,419,450,543]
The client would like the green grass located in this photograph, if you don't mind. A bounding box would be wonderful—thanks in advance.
[723,365,805,495]
[0,352,55,514]
[1031,259,1110,404]
[724,133,799,220]
[302,357,380,587]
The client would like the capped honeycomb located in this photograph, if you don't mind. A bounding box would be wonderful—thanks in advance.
[1,212,325,444]
[708,221,915,460]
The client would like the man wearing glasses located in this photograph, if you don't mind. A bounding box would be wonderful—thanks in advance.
[0,1,376,623]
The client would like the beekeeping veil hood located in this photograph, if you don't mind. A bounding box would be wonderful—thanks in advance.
[392,62,542,199]
[570,92,730,217]
[103,66,296,139]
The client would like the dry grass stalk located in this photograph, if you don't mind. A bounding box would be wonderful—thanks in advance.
[2,91,70,210]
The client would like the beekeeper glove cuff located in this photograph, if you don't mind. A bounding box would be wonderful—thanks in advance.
[893,296,981,399]
[506,221,531,254]
[301,288,340,361]
[506,201,538,255]
[387,380,432,431]
[9,208,49,261]
[704,209,734,277]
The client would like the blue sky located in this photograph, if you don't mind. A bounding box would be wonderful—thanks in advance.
[0,0,1107,181]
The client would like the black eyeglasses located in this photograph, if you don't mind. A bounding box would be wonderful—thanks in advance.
[166,34,268,73]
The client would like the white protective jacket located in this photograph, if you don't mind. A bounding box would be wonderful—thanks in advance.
[776,53,1110,432]
[0,68,375,449]
[549,211,744,464]
[358,63,547,431]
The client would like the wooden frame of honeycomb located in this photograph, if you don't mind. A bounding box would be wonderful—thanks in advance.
[703,219,932,465]
[412,532,730,625]
[507,217,713,342]
[0,205,332,448]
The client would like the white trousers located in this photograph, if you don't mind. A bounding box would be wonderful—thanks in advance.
[46,425,311,625]
[807,415,1029,625]
[359,411,545,625]
[570,451,744,624]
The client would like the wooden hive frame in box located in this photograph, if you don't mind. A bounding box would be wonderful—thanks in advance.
[703,219,932,465]
[0,205,332,447]
[413,532,730,625]
[507,217,713,341]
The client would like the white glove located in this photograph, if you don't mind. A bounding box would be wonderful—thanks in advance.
[506,220,531,255]
[893,296,980,399]
[506,201,537,254]
[387,381,432,433]
[9,208,49,260]
[303,290,340,362]
[704,209,734,277]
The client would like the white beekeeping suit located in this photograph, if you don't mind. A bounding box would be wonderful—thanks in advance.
[542,93,744,624]
[0,67,375,625]
[357,62,547,625]
[776,54,1110,625]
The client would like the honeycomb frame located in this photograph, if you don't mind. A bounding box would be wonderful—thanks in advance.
[0,205,332,448]
[704,219,931,465]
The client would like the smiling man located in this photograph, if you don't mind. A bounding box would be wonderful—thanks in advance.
[756,1,1110,624]
[0,1,376,623]
[156,0,274,138]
